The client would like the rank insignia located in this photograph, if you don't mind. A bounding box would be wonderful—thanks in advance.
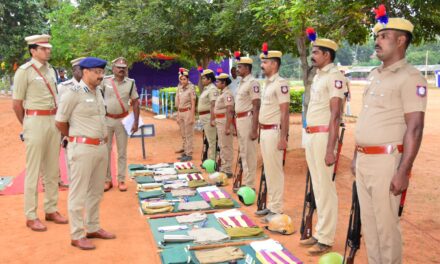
[416,85,427,97]
[227,96,232,102]
[335,80,343,89]
[253,86,260,93]
[281,86,289,94]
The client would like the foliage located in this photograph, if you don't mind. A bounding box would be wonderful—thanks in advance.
[289,89,304,113]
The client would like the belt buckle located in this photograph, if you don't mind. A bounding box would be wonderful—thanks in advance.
[386,145,394,154]
[356,146,363,153]
[80,137,87,144]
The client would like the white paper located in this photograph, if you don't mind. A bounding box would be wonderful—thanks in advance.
[122,112,144,136]
[214,209,243,218]
[250,239,283,252]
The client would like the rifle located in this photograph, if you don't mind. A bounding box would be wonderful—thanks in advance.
[201,130,209,162]
[333,122,346,181]
[343,181,362,264]
[233,151,243,193]
[215,135,221,172]
[300,169,316,240]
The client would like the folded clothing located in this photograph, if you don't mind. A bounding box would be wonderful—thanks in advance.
[225,227,264,238]
[188,180,208,188]
[188,227,229,244]
[171,189,196,197]
[256,249,303,264]
[177,168,201,174]
[177,201,210,211]
[217,214,257,228]
[135,176,155,184]
[142,205,174,215]
[176,212,207,224]
[194,246,245,264]
[200,190,230,202]
[154,174,178,182]
[210,198,234,209]
[161,247,191,264]
[138,190,165,200]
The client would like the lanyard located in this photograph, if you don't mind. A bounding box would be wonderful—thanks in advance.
[110,78,127,113]
[31,64,57,108]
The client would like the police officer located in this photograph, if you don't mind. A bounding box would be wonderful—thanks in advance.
[214,73,235,177]
[12,34,68,232]
[55,57,116,250]
[255,48,290,222]
[235,57,260,189]
[57,57,85,187]
[102,57,140,192]
[299,38,347,255]
[175,68,196,161]
[352,18,427,263]
[198,69,218,161]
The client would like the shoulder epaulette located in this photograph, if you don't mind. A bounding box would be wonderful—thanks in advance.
[19,62,32,70]
[61,79,74,86]
[69,84,81,92]
[104,75,114,79]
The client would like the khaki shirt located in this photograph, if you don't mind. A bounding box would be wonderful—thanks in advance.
[259,73,290,125]
[101,76,139,115]
[356,59,427,146]
[13,58,58,110]
[176,83,196,109]
[235,74,261,113]
[215,87,234,114]
[307,63,347,126]
[58,78,80,100]
[55,80,107,139]
[197,83,218,112]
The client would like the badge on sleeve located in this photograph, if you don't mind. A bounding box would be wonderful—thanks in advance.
[416,85,427,97]
[253,86,260,93]
[227,96,232,102]
[281,86,289,94]
[334,80,343,89]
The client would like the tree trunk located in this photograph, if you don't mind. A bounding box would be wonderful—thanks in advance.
[296,36,316,119]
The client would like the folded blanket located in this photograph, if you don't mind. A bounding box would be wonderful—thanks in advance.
[177,201,210,211]
[225,227,264,238]
[210,198,234,209]
[188,228,229,244]
[135,176,155,184]
[171,189,196,197]
[138,190,165,200]
[188,180,208,188]
[176,212,208,224]
[195,246,245,264]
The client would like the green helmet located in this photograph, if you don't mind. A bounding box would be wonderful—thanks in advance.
[237,186,256,206]
[319,252,343,264]
[202,159,216,173]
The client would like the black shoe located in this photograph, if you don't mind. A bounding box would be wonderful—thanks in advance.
[180,155,192,162]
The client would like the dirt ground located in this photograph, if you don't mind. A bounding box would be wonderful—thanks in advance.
[0,84,439,264]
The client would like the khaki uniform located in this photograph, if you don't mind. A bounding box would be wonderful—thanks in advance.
[58,78,80,180]
[198,83,218,160]
[102,76,139,183]
[55,80,108,240]
[235,74,260,188]
[258,73,290,214]
[305,63,347,246]
[176,83,196,156]
[214,86,234,174]
[13,58,61,220]
[355,59,427,263]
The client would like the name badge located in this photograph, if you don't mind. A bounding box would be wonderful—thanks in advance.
[86,99,94,103]
[35,77,43,80]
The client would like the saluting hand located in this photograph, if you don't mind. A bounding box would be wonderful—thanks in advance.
[325,151,336,166]
[390,169,409,196]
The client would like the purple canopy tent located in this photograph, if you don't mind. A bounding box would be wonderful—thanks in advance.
[128,59,230,95]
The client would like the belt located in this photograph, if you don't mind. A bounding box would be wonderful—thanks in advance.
[306,125,329,134]
[356,144,404,154]
[215,113,226,119]
[199,110,210,116]
[179,107,191,112]
[236,111,252,118]
[25,109,57,116]
[106,111,129,119]
[68,136,107,145]
[259,124,279,130]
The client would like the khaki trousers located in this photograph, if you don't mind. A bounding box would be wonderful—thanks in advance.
[199,114,217,160]
[259,129,284,214]
[106,118,127,182]
[356,151,402,264]
[236,115,257,189]
[67,143,108,240]
[23,115,60,220]
[215,117,233,174]
[177,110,194,156]
[305,132,338,246]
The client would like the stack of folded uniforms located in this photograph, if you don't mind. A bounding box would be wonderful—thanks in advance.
[135,176,155,184]
[250,239,302,264]
[138,189,165,200]
[198,186,234,209]
[178,173,207,188]
[131,169,154,177]
[141,200,174,214]
[174,162,201,174]
[177,200,210,211]
[136,182,163,192]
[171,188,196,197]
[163,180,188,190]
[154,167,177,176]
[215,209,263,238]
[154,174,178,182]
[194,246,245,264]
